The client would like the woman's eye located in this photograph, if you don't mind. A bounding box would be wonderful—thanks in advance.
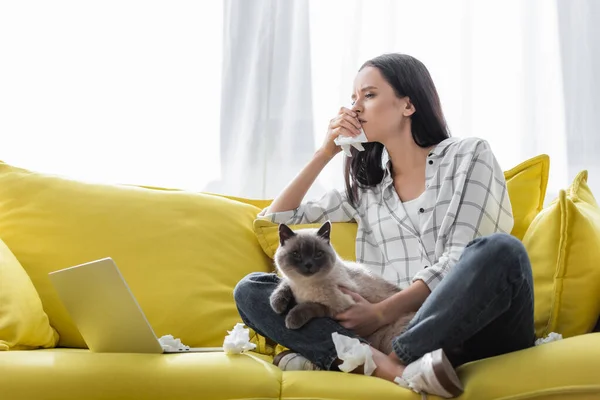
[365,93,375,98]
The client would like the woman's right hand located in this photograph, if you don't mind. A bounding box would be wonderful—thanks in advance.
[318,106,363,159]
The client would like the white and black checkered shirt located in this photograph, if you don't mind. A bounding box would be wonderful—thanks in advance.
[259,137,514,291]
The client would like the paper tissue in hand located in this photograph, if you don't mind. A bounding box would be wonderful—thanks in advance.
[158,335,190,352]
[334,128,368,157]
[223,323,257,355]
[332,332,376,375]
[333,104,369,157]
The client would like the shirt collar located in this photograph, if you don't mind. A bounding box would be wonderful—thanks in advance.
[380,136,458,189]
[428,136,459,158]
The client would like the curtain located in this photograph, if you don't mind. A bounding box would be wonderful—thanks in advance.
[0,0,223,191]
[556,0,600,196]
[204,0,324,199]
[1,1,597,201]
[308,0,569,201]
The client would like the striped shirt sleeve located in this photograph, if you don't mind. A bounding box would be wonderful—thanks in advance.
[257,188,358,225]
[412,140,514,291]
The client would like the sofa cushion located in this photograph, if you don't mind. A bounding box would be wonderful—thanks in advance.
[0,349,282,400]
[454,333,600,400]
[0,160,273,348]
[0,238,58,350]
[254,219,358,261]
[279,333,600,400]
[523,170,600,338]
[503,154,550,240]
[254,154,550,260]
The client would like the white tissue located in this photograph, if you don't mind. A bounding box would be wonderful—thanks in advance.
[331,332,377,375]
[158,334,190,351]
[535,332,563,346]
[334,128,368,157]
[223,323,257,354]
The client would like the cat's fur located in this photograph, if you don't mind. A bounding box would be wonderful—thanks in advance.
[270,220,415,354]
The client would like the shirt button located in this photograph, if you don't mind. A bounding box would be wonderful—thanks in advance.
[428,152,433,157]
[428,160,433,165]
[419,207,425,213]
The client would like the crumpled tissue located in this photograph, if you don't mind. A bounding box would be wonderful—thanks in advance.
[158,334,190,351]
[223,323,257,355]
[331,332,377,375]
[535,332,563,346]
[334,128,369,157]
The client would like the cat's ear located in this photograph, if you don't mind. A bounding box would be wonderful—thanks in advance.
[279,224,296,246]
[316,220,331,243]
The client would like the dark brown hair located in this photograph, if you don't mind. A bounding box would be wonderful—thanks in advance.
[344,53,450,207]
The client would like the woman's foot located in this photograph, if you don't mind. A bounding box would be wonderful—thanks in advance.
[369,346,406,381]
[273,350,321,371]
[394,349,463,399]
[367,346,463,398]
[330,334,463,398]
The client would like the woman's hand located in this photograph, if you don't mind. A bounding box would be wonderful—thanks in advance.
[335,287,389,338]
[318,106,363,159]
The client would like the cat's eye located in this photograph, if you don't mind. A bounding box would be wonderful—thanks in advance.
[315,250,324,258]
[292,251,300,258]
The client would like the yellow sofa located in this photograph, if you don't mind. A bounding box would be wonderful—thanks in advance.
[1,156,600,400]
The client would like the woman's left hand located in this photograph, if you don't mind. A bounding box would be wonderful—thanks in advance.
[335,287,388,337]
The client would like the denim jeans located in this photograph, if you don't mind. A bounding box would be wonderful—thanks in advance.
[233,232,536,370]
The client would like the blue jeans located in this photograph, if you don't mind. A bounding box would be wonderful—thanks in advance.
[233,232,536,370]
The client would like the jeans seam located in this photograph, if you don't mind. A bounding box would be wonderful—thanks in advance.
[392,339,415,365]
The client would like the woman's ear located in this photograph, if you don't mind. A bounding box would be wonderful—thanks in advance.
[403,97,416,117]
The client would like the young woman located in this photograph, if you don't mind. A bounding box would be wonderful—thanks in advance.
[233,53,535,398]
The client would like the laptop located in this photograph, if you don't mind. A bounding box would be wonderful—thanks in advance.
[48,257,223,354]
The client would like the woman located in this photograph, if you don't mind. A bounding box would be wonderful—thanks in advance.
[233,53,535,398]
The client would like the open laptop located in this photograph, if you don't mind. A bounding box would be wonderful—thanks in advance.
[48,257,223,354]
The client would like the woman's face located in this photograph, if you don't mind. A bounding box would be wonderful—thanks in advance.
[351,66,413,143]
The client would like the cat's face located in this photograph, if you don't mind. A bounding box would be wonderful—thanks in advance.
[274,221,337,280]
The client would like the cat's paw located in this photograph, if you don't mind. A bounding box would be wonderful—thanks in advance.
[270,292,291,314]
[285,307,309,329]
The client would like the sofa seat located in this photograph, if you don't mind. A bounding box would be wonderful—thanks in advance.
[278,333,600,400]
[0,349,282,400]
[454,332,600,400]
[2,333,599,400]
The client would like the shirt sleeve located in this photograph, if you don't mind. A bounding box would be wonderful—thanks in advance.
[257,188,358,225]
[413,140,514,292]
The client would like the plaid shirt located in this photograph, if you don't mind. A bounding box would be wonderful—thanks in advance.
[259,137,514,291]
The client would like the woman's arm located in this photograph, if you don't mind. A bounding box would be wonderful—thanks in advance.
[265,150,333,214]
[411,140,513,292]
[336,280,430,337]
[262,106,361,219]
[377,279,431,325]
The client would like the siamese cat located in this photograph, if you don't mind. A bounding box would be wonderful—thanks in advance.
[270,221,415,354]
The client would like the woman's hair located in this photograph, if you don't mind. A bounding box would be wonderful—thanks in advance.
[344,53,450,207]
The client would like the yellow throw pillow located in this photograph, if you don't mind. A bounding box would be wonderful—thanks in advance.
[253,154,550,259]
[0,238,59,350]
[0,161,273,348]
[523,170,600,338]
[504,154,550,240]
[254,219,358,261]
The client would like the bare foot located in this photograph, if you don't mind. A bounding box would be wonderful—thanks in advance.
[369,346,405,382]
